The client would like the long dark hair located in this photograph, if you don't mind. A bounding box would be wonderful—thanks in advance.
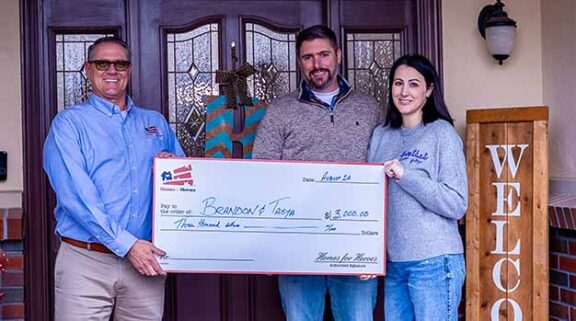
[385,54,453,128]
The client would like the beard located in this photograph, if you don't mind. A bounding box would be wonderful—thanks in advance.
[305,68,334,91]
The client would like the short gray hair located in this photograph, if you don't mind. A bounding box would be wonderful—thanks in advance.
[87,37,131,60]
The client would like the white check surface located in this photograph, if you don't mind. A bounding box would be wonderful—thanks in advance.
[153,158,386,275]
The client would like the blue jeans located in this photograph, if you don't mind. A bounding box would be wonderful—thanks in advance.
[279,275,377,321]
[384,254,465,321]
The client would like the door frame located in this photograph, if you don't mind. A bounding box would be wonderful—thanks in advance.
[21,0,443,320]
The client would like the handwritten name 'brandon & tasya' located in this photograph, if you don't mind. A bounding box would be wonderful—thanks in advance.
[200,196,296,218]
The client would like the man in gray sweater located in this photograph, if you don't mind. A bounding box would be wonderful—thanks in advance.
[253,25,382,321]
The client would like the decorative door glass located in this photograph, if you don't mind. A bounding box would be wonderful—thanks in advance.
[55,33,113,111]
[244,22,298,104]
[345,31,404,107]
[166,24,220,157]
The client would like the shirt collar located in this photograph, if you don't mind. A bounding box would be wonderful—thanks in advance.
[298,75,351,106]
[88,94,134,117]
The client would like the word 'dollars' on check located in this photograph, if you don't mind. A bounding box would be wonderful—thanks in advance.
[153,157,386,275]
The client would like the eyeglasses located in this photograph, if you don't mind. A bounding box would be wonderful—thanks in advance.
[88,60,131,71]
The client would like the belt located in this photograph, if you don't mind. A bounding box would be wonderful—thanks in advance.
[61,237,113,254]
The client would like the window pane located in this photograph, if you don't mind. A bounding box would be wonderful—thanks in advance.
[244,22,298,104]
[166,24,220,157]
[346,31,404,108]
[55,33,112,111]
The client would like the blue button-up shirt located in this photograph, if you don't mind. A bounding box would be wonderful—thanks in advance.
[43,94,185,257]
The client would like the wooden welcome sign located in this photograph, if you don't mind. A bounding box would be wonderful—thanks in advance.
[465,107,548,321]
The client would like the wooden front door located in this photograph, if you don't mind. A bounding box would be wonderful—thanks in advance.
[21,0,441,320]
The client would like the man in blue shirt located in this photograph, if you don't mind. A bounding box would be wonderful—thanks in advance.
[44,37,184,320]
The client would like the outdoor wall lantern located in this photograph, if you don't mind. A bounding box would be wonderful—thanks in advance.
[478,0,517,65]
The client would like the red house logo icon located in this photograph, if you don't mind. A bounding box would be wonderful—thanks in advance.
[161,164,193,186]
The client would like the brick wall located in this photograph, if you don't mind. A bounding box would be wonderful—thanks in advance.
[549,195,576,321]
[0,208,24,321]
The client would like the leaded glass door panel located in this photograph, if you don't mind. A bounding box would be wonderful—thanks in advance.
[164,19,301,158]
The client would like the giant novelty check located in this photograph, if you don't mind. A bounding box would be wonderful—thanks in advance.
[153,158,386,275]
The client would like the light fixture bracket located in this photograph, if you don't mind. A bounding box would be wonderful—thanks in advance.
[478,0,516,39]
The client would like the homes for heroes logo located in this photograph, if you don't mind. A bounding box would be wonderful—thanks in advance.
[160,163,195,192]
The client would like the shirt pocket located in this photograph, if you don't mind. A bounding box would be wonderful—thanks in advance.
[143,135,167,154]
